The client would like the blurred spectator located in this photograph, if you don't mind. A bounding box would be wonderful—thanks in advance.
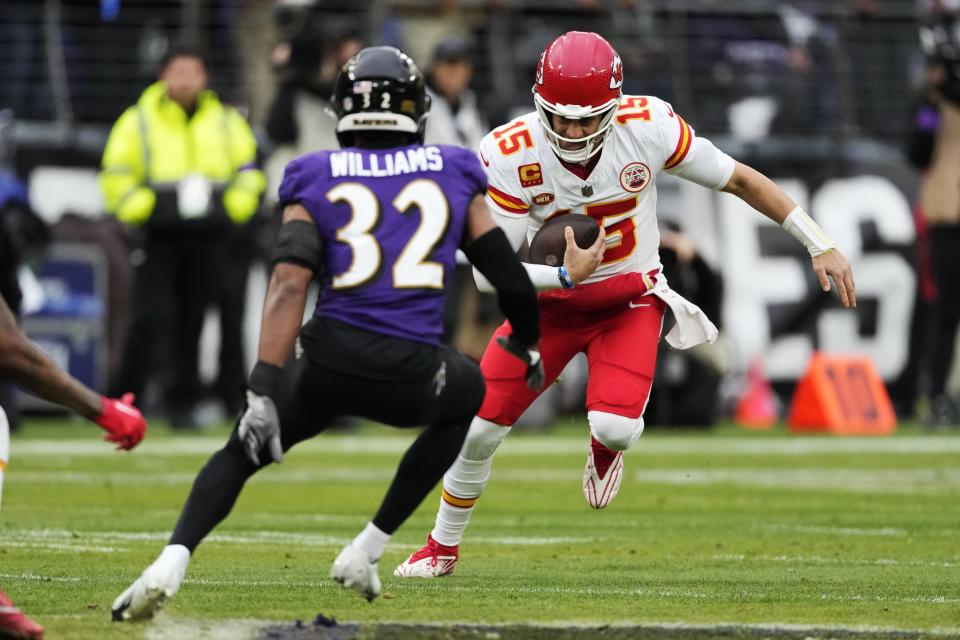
[215,213,260,419]
[263,4,363,199]
[844,0,918,139]
[685,4,826,138]
[99,45,265,428]
[644,227,725,427]
[912,9,960,426]
[422,37,490,345]
[424,37,488,149]
[1,1,52,121]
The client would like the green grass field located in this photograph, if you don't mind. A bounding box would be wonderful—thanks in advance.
[2,418,959,639]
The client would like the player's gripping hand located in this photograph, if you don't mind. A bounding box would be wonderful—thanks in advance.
[563,225,606,285]
[95,393,147,450]
[238,390,284,466]
[496,335,545,391]
[812,248,857,308]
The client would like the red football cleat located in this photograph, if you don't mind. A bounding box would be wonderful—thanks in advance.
[583,437,624,509]
[393,534,459,578]
[0,591,43,640]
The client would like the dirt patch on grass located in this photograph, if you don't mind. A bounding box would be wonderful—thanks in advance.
[259,617,943,640]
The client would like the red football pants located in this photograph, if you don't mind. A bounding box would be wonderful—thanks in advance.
[478,295,666,425]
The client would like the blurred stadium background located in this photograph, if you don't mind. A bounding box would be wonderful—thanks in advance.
[1,0,951,432]
[2,2,960,639]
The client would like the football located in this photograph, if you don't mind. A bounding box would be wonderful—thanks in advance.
[527,214,601,266]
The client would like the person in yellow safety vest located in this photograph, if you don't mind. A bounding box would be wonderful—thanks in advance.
[100,44,266,429]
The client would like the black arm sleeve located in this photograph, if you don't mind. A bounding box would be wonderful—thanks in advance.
[271,220,323,274]
[463,227,540,347]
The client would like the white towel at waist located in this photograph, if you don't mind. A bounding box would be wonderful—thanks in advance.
[646,277,718,350]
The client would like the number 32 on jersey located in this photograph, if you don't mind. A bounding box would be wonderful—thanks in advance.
[326,179,449,290]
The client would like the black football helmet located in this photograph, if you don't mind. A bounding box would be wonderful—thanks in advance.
[333,46,431,147]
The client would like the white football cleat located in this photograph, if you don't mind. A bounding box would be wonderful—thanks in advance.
[331,544,381,602]
[111,546,189,622]
[583,438,624,509]
[393,534,459,578]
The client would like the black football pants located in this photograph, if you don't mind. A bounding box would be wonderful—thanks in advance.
[111,233,226,414]
[168,318,484,552]
[927,226,960,399]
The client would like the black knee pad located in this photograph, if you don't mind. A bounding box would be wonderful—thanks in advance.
[464,360,486,416]
[441,352,485,424]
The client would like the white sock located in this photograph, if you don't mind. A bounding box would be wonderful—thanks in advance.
[431,455,494,547]
[152,544,191,578]
[352,522,390,563]
[430,419,510,547]
[0,406,8,512]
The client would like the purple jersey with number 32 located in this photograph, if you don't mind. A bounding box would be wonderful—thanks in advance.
[278,144,487,345]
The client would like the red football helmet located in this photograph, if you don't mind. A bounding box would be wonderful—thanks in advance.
[533,32,623,163]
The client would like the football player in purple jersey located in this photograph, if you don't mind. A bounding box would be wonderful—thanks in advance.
[111,46,605,620]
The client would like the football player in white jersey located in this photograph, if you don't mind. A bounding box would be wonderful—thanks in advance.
[396,31,856,578]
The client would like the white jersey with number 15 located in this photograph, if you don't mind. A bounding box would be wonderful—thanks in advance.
[478,94,734,285]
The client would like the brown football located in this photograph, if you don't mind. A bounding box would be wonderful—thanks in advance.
[527,214,601,266]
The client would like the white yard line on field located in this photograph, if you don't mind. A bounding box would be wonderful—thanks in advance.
[0,572,80,582]
[713,553,960,568]
[8,467,960,495]
[0,528,348,547]
[0,540,121,553]
[8,468,572,484]
[631,468,960,494]
[0,528,593,550]
[758,523,912,536]
[12,434,960,457]
[386,581,960,605]
[12,466,960,495]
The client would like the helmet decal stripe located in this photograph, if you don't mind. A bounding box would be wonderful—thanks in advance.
[609,54,623,89]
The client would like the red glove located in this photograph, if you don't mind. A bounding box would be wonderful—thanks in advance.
[95,393,147,450]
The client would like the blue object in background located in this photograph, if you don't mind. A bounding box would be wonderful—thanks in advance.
[101,0,120,22]
[34,258,105,320]
[21,245,108,408]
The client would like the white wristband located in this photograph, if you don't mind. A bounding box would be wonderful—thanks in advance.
[781,206,836,257]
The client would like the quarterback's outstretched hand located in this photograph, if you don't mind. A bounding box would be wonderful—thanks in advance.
[238,390,284,466]
[563,225,606,285]
[812,249,856,308]
[496,335,545,391]
[95,393,147,450]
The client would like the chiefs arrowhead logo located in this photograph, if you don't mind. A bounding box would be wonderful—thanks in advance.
[535,52,545,85]
[609,54,623,90]
[619,161,650,193]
